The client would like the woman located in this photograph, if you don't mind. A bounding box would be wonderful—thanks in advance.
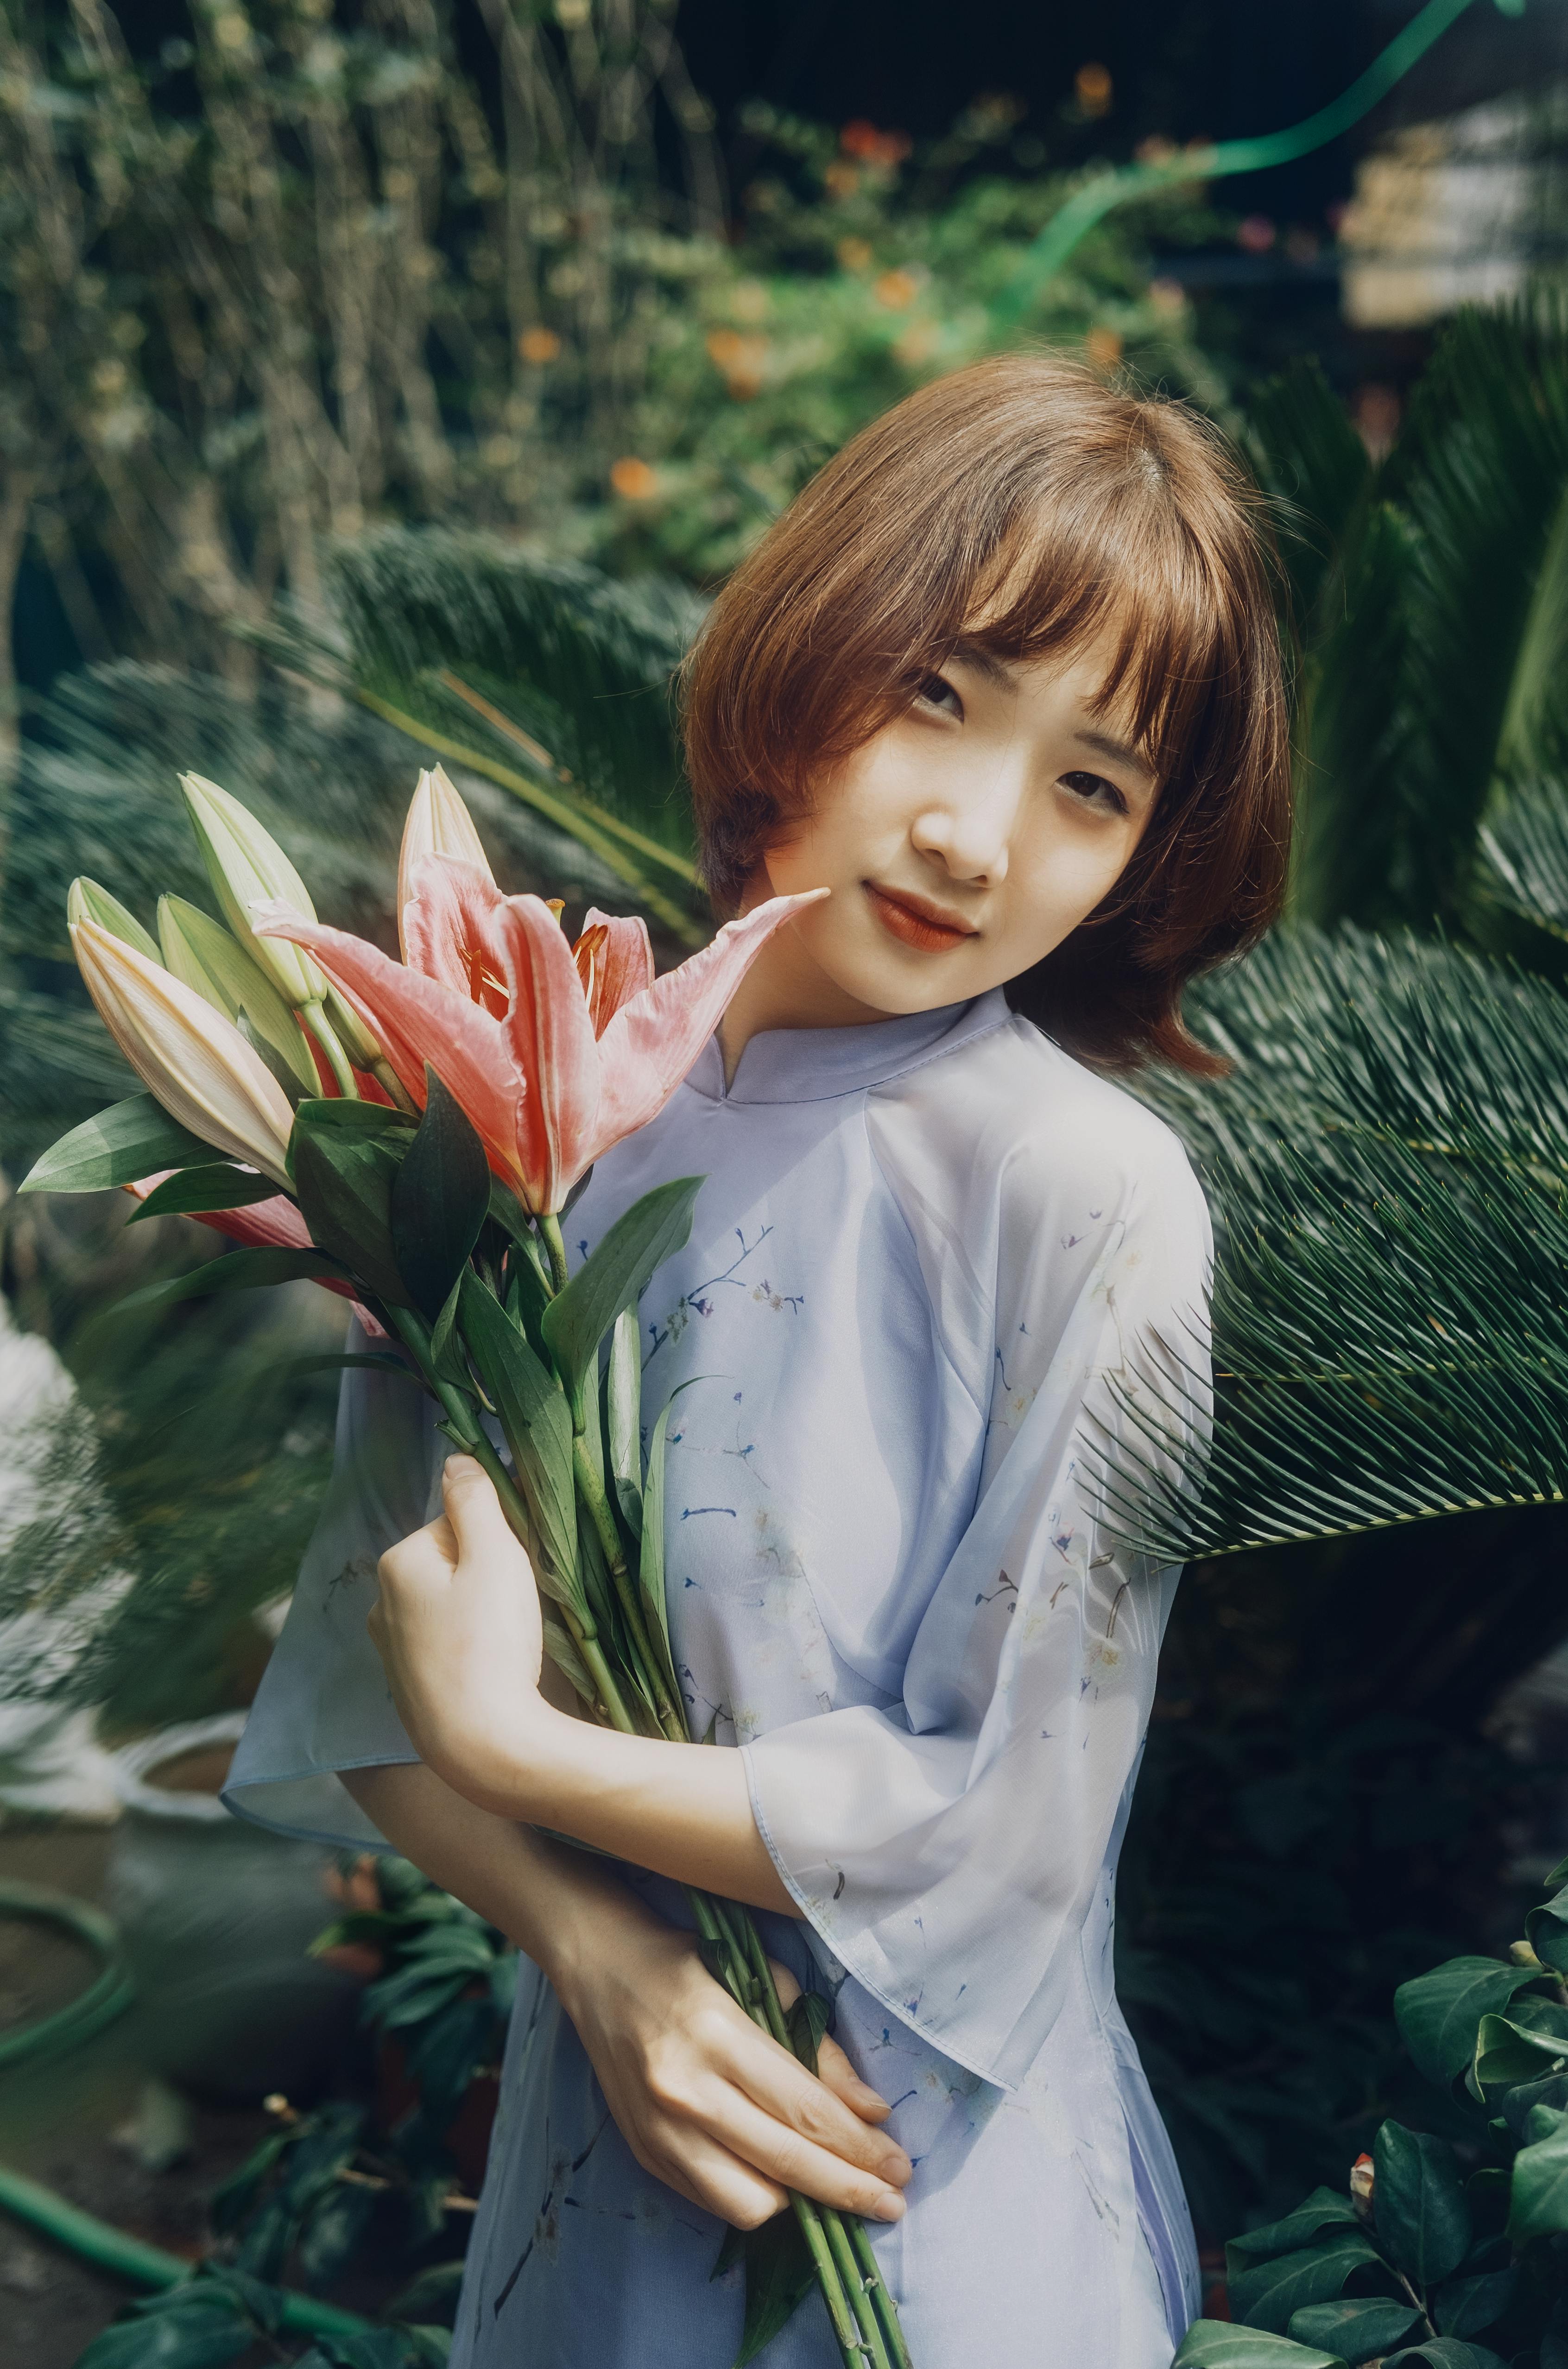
[227,353,1290,2365]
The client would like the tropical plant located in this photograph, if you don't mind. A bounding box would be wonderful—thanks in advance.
[0,0,1229,759]
[1245,300,1568,946]
[1174,1852,1568,2369]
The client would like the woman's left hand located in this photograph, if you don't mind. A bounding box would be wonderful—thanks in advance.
[369,1454,544,1793]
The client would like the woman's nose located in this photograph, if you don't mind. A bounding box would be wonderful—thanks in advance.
[911,779,1017,884]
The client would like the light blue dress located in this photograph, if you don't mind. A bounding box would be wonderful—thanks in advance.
[227,989,1210,2367]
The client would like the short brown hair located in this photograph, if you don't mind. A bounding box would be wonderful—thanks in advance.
[681,353,1291,1073]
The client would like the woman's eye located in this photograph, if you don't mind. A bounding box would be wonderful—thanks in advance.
[913,673,963,720]
[1060,770,1129,817]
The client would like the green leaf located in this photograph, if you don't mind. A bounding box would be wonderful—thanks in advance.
[1382,2344,1507,2369]
[1526,1884,1568,1973]
[1227,2231,1385,2337]
[541,1615,595,1705]
[290,1121,409,1308]
[1432,2269,1514,2338]
[786,1992,832,2075]
[1508,2117,1568,2239]
[1173,2322,1347,2369]
[19,1092,215,1194]
[291,1096,415,1144]
[1395,1958,1543,2089]
[1472,2012,1568,2095]
[638,1386,690,1708]
[1372,2122,1470,2286]
[712,2211,818,2369]
[390,1067,491,1323]
[209,2131,291,2233]
[74,2290,256,2369]
[605,1306,643,1540]
[295,2181,376,2292]
[1288,2299,1421,2362]
[541,1177,702,1400]
[1227,2191,1364,2275]
[456,1272,578,1594]
[125,1164,279,1222]
[112,1247,340,1318]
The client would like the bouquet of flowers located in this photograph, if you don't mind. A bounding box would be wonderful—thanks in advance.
[22,766,911,2369]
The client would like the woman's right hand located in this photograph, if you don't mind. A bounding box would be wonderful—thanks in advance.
[549,1906,913,2231]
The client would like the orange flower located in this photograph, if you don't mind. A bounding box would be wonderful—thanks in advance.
[609,456,658,500]
[875,269,918,311]
[518,326,562,364]
[836,237,873,273]
[1075,62,1113,117]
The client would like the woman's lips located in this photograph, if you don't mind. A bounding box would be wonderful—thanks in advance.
[863,882,979,953]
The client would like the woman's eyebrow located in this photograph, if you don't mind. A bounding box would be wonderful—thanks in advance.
[1073,727,1158,788]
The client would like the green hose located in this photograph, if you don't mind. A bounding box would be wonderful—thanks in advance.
[0,1882,135,2069]
[0,1887,373,2343]
[0,2159,373,2341]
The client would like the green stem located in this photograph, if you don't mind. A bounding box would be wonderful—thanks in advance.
[384,1305,639,1738]
[572,1434,684,1739]
[372,1058,417,1115]
[300,998,358,1099]
[733,1911,897,2369]
[538,1211,569,1294]
[848,2217,911,2369]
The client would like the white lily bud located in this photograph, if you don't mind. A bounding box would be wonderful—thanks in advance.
[397,766,493,959]
[157,895,320,1095]
[179,773,325,1008]
[67,878,163,968]
[71,918,296,1188]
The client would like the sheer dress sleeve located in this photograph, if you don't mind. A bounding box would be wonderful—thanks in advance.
[741,1047,1211,2090]
[224,1324,443,1850]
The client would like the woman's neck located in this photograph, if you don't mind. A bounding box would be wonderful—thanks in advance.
[715,911,891,1088]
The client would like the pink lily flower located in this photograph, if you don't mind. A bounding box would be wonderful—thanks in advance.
[126,1175,387,1337]
[254,858,825,1214]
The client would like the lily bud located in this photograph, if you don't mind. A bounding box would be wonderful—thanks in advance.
[157,895,320,1096]
[72,918,296,1188]
[397,767,493,958]
[67,878,163,969]
[322,982,384,1072]
[180,773,325,1008]
[1349,2153,1375,2222]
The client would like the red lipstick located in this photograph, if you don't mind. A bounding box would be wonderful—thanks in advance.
[864,882,979,953]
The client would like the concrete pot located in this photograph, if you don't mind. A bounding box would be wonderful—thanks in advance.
[105,1715,365,2104]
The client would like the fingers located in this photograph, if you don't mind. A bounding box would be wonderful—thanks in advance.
[441,1453,516,1560]
[697,2076,908,2220]
[635,2124,788,2231]
[816,2032,893,2125]
[763,1957,891,2127]
[713,2016,910,2204]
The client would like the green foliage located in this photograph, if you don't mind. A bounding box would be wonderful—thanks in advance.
[1179,1862,1568,2369]
[387,1071,490,1327]
[1246,303,1568,937]
[539,1174,702,1401]
[1124,924,1568,1558]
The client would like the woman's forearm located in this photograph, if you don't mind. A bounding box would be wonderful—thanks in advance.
[339,1760,684,1994]
[425,1708,797,1919]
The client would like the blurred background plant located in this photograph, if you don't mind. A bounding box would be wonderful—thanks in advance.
[9,0,1568,2358]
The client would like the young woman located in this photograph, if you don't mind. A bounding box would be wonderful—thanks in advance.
[228,354,1290,2366]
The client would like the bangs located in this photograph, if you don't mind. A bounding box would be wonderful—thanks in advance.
[682,352,1291,1072]
[951,457,1254,796]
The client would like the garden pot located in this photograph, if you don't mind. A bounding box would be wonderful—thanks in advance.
[105,1714,367,2105]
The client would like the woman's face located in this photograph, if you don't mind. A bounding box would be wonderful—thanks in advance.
[748,631,1161,1026]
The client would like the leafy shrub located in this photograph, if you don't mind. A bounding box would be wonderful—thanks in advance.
[1176,1856,1568,2367]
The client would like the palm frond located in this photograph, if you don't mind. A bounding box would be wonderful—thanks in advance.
[1382,299,1568,919]
[1116,927,1568,1558]
[1245,356,1373,630]
[1478,775,1568,944]
[254,532,712,941]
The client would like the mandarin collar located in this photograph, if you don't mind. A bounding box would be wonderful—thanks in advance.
[683,988,1012,1106]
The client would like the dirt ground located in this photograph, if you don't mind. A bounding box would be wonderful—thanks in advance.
[0,1817,416,2369]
